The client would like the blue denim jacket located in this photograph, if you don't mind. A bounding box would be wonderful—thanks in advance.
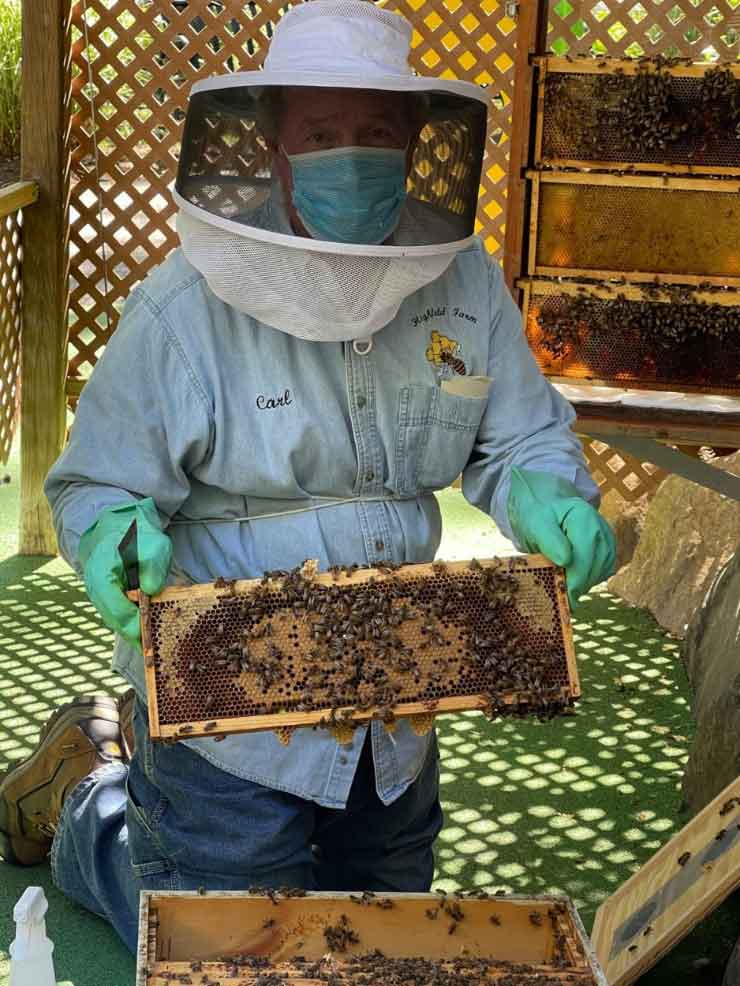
[45,237,598,809]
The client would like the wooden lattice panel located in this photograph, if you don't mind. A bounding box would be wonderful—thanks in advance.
[0,210,22,465]
[138,556,578,741]
[64,0,519,385]
[138,891,607,985]
[547,0,740,62]
[581,438,666,504]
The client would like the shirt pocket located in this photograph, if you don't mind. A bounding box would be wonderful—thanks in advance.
[394,383,489,496]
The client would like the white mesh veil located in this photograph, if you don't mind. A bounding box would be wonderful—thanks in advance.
[177,209,455,342]
[173,0,489,341]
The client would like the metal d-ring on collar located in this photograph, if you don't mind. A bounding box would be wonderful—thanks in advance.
[352,338,373,355]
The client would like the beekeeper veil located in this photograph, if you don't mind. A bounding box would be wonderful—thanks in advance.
[174,0,489,343]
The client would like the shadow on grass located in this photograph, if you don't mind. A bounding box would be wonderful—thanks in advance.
[0,562,132,986]
[0,567,732,985]
[434,590,740,985]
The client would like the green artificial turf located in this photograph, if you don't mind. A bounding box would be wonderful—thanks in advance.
[1,438,737,985]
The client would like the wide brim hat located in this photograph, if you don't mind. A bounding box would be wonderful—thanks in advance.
[173,0,490,257]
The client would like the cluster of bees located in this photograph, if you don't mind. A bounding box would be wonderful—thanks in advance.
[537,284,740,383]
[544,59,740,162]
[174,559,568,728]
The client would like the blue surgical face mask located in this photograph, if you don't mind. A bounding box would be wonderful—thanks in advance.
[283,145,407,245]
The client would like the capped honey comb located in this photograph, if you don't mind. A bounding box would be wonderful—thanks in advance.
[136,556,578,740]
[529,171,740,288]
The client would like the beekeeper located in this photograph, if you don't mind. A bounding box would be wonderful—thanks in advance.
[0,0,615,952]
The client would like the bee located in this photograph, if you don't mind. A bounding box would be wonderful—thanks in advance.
[447,921,458,935]
[468,558,483,571]
[214,576,238,596]
[204,721,218,732]
[444,899,464,922]
[376,898,394,910]
[529,911,543,927]
[425,908,439,920]
[178,725,194,735]
[439,349,466,376]
[677,851,691,866]
[262,918,276,930]
[489,914,501,926]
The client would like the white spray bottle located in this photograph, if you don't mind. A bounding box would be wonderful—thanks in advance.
[9,887,57,986]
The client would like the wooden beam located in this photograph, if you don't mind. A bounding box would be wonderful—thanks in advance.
[0,181,38,219]
[19,0,67,555]
[502,0,548,298]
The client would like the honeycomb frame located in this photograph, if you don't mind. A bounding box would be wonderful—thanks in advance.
[135,556,577,740]
[137,889,608,986]
[527,170,740,288]
[535,58,740,178]
[520,278,740,395]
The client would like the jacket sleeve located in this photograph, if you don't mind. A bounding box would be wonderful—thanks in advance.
[45,285,213,571]
[461,255,599,544]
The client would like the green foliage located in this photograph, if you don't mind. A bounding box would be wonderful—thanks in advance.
[0,0,21,159]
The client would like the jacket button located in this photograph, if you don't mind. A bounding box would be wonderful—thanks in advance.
[375,539,385,552]
[356,394,367,408]
[365,470,375,482]
[339,755,349,765]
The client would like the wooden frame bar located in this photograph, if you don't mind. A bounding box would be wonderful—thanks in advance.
[0,181,38,219]
[572,403,740,448]
[502,0,549,296]
[520,278,740,308]
[20,0,67,555]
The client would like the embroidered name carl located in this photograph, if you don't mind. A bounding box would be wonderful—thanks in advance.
[256,389,293,410]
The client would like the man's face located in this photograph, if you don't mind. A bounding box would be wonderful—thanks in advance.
[272,87,416,238]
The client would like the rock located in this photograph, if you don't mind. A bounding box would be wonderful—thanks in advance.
[608,450,740,637]
[599,489,651,572]
[724,937,740,986]
[681,551,740,816]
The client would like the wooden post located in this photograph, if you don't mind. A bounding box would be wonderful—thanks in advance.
[503,0,549,299]
[19,0,67,555]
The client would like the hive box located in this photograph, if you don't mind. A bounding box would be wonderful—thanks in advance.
[136,890,607,985]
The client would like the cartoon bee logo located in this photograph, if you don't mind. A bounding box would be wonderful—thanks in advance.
[425,330,467,377]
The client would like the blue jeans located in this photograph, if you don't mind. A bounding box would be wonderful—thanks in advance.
[50,702,443,953]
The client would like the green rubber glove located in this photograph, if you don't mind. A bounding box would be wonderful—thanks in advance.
[78,498,172,647]
[507,467,616,610]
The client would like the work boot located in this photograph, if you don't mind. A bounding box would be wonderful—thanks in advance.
[0,695,123,866]
[118,688,135,761]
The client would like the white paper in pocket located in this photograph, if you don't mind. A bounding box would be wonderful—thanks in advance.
[440,375,493,400]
